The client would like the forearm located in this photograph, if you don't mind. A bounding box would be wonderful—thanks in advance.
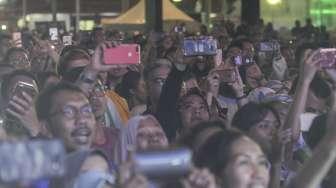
[269,162,281,188]
[284,79,310,140]
[289,99,336,188]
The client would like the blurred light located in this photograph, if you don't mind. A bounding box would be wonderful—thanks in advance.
[1,25,6,30]
[210,13,217,18]
[172,0,182,2]
[267,0,282,5]
[0,0,7,5]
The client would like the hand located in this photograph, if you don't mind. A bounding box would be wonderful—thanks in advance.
[117,148,149,188]
[271,128,292,163]
[300,49,320,83]
[5,92,41,137]
[182,168,217,188]
[229,67,245,97]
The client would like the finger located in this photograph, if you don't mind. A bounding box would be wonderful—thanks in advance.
[21,91,33,104]
[5,108,22,120]
[12,96,30,109]
[9,100,27,114]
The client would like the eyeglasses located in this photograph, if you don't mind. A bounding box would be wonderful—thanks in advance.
[49,104,93,119]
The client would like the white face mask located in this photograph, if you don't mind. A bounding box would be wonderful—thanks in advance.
[73,170,115,188]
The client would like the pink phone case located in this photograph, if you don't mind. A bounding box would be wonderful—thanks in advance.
[104,44,140,65]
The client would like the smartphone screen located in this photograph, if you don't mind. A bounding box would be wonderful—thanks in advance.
[62,35,72,46]
[49,28,59,41]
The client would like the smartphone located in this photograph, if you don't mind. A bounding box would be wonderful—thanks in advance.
[134,148,192,180]
[13,81,38,99]
[183,37,218,57]
[62,35,72,46]
[12,32,22,47]
[232,55,242,66]
[49,28,59,41]
[103,44,140,65]
[259,42,279,52]
[313,48,336,68]
[0,140,66,183]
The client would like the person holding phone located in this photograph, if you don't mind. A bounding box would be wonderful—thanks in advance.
[1,70,42,139]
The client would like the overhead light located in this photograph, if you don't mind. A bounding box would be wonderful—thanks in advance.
[1,25,6,30]
[172,0,182,2]
[267,0,282,5]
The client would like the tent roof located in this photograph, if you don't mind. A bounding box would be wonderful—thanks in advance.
[101,0,195,25]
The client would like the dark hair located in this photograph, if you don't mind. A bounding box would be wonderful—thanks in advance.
[35,81,84,121]
[3,47,28,63]
[115,71,141,102]
[58,47,90,76]
[289,74,331,99]
[306,114,327,149]
[1,70,37,99]
[36,71,59,90]
[232,102,281,132]
[178,121,226,149]
[193,129,245,175]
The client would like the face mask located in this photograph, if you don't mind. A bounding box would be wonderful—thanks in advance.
[73,170,115,188]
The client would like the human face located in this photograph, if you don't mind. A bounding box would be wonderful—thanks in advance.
[242,42,255,59]
[245,63,265,89]
[179,95,210,129]
[147,66,170,104]
[136,117,168,151]
[48,91,96,152]
[223,136,270,188]
[248,111,279,152]
[134,78,147,103]
[9,51,30,70]
[89,86,107,118]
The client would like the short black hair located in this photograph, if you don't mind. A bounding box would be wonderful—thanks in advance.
[1,70,37,99]
[232,102,281,132]
[35,81,85,121]
[193,129,245,176]
[289,74,331,99]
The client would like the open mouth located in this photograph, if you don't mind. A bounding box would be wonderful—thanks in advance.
[72,128,92,144]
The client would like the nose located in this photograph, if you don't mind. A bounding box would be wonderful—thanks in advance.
[251,163,266,183]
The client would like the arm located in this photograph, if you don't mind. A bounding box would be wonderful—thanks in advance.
[283,50,319,159]
[289,91,336,188]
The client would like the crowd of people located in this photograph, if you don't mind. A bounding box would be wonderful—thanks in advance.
[0,17,335,188]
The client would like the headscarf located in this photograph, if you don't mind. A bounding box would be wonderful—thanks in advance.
[118,115,162,163]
